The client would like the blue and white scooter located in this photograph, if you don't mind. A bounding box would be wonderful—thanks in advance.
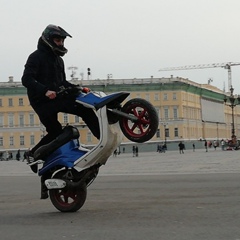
[30,86,158,212]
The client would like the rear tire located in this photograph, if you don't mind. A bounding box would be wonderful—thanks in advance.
[120,98,159,143]
[49,170,87,212]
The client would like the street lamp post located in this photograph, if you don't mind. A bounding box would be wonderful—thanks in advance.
[164,124,167,145]
[163,122,168,146]
[107,74,113,80]
[216,122,219,141]
[224,86,240,146]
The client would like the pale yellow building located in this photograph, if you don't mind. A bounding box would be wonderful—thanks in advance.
[0,77,239,153]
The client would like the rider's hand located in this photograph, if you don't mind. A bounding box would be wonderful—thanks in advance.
[82,87,91,93]
[45,90,57,99]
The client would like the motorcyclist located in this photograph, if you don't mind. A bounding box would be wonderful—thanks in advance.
[22,24,100,199]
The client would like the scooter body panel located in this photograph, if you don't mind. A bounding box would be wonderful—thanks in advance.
[38,92,125,176]
[75,91,129,110]
[74,108,123,169]
[38,140,88,176]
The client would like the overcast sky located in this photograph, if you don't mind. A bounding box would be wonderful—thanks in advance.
[1,0,240,93]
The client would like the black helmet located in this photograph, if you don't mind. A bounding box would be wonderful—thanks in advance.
[41,24,72,56]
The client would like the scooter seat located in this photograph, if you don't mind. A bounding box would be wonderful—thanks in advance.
[34,126,80,160]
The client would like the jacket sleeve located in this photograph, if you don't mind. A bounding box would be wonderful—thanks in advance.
[21,52,48,96]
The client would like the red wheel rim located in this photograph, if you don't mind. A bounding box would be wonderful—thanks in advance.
[52,189,78,207]
[122,103,151,138]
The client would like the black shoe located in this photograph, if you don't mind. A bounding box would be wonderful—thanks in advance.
[27,151,38,173]
[40,182,49,199]
[40,191,49,200]
[30,164,38,174]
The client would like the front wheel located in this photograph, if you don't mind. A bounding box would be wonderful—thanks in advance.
[49,169,87,212]
[119,98,159,143]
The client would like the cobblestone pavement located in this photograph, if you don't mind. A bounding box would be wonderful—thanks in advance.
[0,148,239,176]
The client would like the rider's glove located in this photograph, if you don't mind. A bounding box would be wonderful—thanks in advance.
[82,87,91,93]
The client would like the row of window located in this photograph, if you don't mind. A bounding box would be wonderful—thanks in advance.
[0,113,81,127]
[136,92,200,103]
[156,128,179,138]
[0,113,35,127]
[182,93,200,103]
[0,98,24,107]
[0,131,93,147]
[0,107,178,127]
[0,92,180,108]
[136,92,178,101]
[0,109,182,127]
[156,107,179,120]
[0,135,35,147]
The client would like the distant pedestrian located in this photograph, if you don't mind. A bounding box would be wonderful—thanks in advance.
[16,149,21,161]
[0,152,4,161]
[192,143,195,152]
[5,151,9,161]
[132,146,136,157]
[157,143,165,153]
[117,146,121,155]
[157,144,160,152]
[204,140,208,152]
[213,140,217,150]
[221,139,225,151]
[178,141,184,154]
[113,149,117,157]
[23,151,28,162]
[163,143,167,151]
[135,146,139,157]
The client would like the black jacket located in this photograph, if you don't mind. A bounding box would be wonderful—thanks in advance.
[22,37,73,108]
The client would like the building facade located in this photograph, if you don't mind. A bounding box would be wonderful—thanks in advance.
[0,77,239,152]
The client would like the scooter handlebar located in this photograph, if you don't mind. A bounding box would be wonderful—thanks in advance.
[56,85,90,97]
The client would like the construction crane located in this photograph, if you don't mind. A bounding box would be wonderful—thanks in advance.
[159,62,240,92]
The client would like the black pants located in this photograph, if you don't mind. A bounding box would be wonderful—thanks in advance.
[31,98,100,153]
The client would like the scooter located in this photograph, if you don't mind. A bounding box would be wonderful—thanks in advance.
[30,86,159,212]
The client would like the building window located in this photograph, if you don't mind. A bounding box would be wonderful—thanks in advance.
[20,136,24,146]
[174,128,179,137]
[8,114,14,127]
[154,93,159,101]
[19,113,24,127]
[8,98,13,107]
[173,107,178,119]
[165,128,169,138]
[156,129,160,138]
[19,98,24,106]
[63,113,68,124]
[30,135,35,145]
[0,99,2,107]
[163,93,168,101]
[0,114,3,127]
[75,116,80,123]
[29,113,35,126]
[173,93,177,100]
[87,132,92,142]
[164,107,169,119]
[155,108,160,120]
[145,94,150,101]
[0,137,3,146]
[9,136,14,146]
